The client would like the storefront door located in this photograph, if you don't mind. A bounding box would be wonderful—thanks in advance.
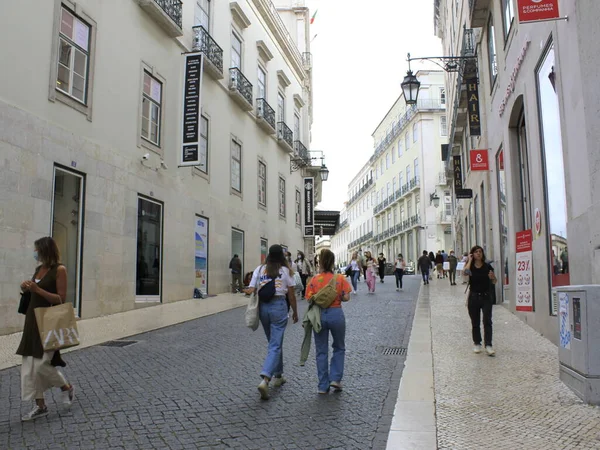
[136,197,162,302]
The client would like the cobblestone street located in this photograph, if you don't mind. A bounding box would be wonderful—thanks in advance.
[0,276,419,450]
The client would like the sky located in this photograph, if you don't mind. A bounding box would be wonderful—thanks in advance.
[306,0,443,211]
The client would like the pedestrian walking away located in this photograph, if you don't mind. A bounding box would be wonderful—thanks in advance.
[365,251,377,294]
[394,253,406,291]
[229,254,244,293]
[377,253,386,283]
[447,250,458,285]
[463,245,497,356]
[246,245,298,400]
[16,236,75,421]
[418,251,432,285]
[358,250,366,282]
[347,252,361,294]
[435,251,444,279]
[305,249,351,394]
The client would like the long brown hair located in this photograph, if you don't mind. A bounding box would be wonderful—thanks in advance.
[319,249,335,273]
[35,236,60,267]
[470,245,487,265]
[266,245,285,279]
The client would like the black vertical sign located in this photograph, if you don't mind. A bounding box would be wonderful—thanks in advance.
[466,78,481,136]
[453,156,472,199]
[304,177,314,237]
[180,52,204,167]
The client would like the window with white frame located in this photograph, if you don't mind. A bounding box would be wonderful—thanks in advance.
[392,146,396,163]
[294,112,300,141]
[199,115,209,173]
[502,0,515,39]
[399,172,404,189]
[376,191,380,205]
[57,6,90,104]
[406,165,411,183]
[386,153,390,169]
[440,115,448,136]
[258,160,266,206]
[405,132,410,150]
[415,194,420,215]
[141,72,162,146]
[257,65,266,99]
[231,140,242,192]
[277,92,285,122]
[413,123,419,142]
[194,0,210,30]
[407,197,412,217]
[231,32,242,69]
[398,140,403,157]
[414,158,419,182]
[393,207,398,225]
[279,177,286,217]
[392,176,397,193]
[387,212,392,230]
[380,160,384,175]
[440,87,446,105]
[488,17,498,85]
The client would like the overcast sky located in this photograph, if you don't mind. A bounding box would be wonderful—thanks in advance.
[306,0,442,211]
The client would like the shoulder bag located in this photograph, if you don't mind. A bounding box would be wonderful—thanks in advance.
[311,275,339,309]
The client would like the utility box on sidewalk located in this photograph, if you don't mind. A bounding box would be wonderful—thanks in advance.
[557,285,600,405]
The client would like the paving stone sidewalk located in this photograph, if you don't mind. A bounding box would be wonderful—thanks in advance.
[427,279,600,449]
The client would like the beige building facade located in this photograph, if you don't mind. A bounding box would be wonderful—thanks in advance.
[435,0,600,343]
[0,0,320,335]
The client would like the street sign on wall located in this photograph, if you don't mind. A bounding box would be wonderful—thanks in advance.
[303,177,314,237]
[518,0,560,23]
[180,52,204,167]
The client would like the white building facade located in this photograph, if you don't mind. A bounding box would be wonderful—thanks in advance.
[435,0,600,343]
[346,161,375,260]
[330,205,349,268]
[0,0,319,335]
[372,71,451,265]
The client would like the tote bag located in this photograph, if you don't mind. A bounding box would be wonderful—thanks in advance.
[245,292,260,331]
[34,303,80,351]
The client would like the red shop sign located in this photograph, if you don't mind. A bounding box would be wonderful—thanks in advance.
[518,0,560,23]
[516,230,533,253]
[469,149,489,171]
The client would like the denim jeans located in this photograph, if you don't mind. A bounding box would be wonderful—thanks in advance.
[421,269,430,283]
[259,297,288,379]
[394,269,404,288]
[467,292,493,346]
[351,270,360,291]
[313,307,346,392]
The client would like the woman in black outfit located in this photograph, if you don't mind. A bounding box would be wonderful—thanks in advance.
[377,253,386,283]
[463,245,497,356]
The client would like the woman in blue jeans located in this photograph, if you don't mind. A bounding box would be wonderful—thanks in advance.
[306,249,351,394]
[348,252,360,294]
[247,245,298,400]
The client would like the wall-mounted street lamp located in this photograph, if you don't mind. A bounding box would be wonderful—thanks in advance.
[430,191,441,209]
[290,149,329,182]
[401,51,478,106]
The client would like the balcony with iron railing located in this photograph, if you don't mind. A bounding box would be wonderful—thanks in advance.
[347,178,374,206]
[138,0,183,37]
[372,177,421,216]
[277,121,293,152]
[293,140,310,165]
[192,26,223,80]
[256,98,276,134]
[338,219,349,230]
[229,68,253,111]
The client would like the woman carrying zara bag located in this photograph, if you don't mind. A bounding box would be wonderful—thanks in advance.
[16,236,75,421]
[305,249,352,394]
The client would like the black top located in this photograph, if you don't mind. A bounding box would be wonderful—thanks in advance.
[418,256,432,271]
[469,262,493,293]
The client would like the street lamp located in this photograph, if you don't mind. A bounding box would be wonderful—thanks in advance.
[401,54,420,105]
[319,163,329,181]
[290,149,329,181]
[430,191,440,208]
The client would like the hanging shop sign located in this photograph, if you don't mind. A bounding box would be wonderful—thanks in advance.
[180,52,204,167]
[499,40,530,117]
[518,0,560,23]
[304,177,314,237]
[466,78,481,136]
[470,149,489,171]
[453,155,463,191]
[515,229,534,312]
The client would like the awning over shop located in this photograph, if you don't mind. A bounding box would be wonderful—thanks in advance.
[314,210,340,236]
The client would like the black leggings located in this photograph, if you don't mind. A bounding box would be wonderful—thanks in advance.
[468,292,493,346]
[394,269,404,288]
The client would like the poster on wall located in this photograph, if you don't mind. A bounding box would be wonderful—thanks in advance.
[260,239,268,264]
[194,216,208,297]
[180,52,204,167]
[304,177,314,237]
[515,230,533,312]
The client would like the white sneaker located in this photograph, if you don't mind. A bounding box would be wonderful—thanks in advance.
[272,376,286,387]
[485,346,496,357]
[22,405,49,421]
[473,345,482,354]
[257,379,269,400]
[352,290,357,294]
[61,385,75,405]
[396,288,400,292]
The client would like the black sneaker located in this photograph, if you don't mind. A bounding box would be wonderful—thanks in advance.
[22,405,49,421]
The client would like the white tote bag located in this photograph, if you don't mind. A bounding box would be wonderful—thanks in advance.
[245,292,260,331]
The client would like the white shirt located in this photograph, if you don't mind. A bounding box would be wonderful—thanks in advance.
[350,259,360,271]
[250,265,295,297]
[395,259,406,269]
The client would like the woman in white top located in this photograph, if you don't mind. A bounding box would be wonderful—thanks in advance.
[348,252,361,294]
[246,245,298,400]
[394,253,406,291]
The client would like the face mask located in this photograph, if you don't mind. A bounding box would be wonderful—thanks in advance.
[33,251,39,261]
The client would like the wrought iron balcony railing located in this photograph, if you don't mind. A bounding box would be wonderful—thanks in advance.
[348,178,374,206]
[192,26,223,77]
[256,98,276,131]
[229,68,253,109]
[277,121,293,148]
[294,140,310,164]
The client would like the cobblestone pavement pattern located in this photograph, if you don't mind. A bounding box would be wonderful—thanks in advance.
[0,276,419,450]
[428,279,600,449]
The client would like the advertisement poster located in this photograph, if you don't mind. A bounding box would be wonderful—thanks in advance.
[518,0,560,23]
[195,216,208,296]
[516,230,533,312]
[304,177,314,237]
[559,292,571,349]
[180,52,204,167]
[260,239,268,264]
